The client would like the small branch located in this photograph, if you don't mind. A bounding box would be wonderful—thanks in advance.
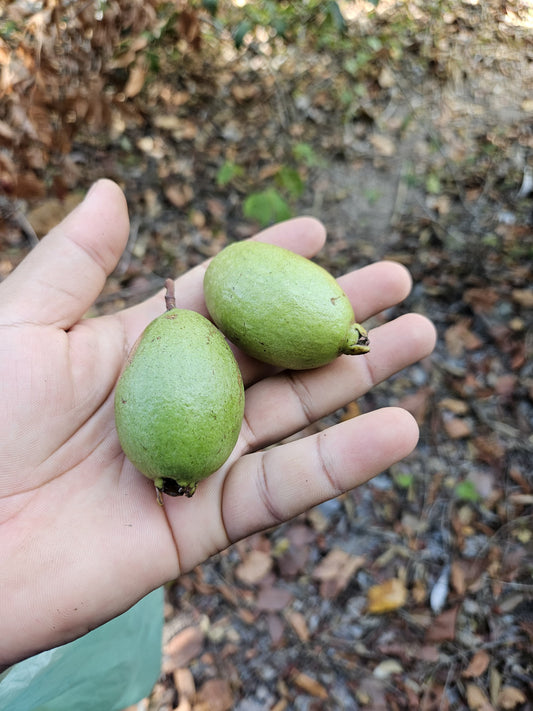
[165,278,176,311]
[0,196,39,247]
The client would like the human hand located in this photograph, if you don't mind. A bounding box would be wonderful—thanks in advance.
[0,180,436,666]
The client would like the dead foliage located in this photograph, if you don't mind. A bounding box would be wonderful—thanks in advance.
[0,0,202,200]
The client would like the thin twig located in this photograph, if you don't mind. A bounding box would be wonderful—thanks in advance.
[165,278,176,311]
[0,197,39,247]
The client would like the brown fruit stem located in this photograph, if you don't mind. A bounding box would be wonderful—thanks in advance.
[165,278,176,311]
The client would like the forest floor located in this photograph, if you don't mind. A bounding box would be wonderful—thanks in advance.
[1,1,533,710]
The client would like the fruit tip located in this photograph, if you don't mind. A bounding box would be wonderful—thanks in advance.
[343,323,370,355]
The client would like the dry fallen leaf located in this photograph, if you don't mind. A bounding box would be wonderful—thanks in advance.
[153,114,182,131]
[291,672,328,699]
[164,183,194,208]
[340,400,361,421]
[397,386,432,424]
[357,678,388,709]
[466,683,494,711]
[490,666,501,707]
[472,435,505,464]
[235,549,273,586]
[445,320,483,356]
[462,650,491,678]
[124,62,147,98]
[496,686,527,709]
[427,193,452,215]
[231,83,260,101]
[443,416,473,439]
[0,119,16,141]
[277,544,310,578]
[464,288,500,314]
[174,668,196,702]
[312,549,365,598]
[370,133,397,156]
[163,626,204,671]
[367,578,408,614]
[511,288,533,308]
[27,193,83,236]
[439,397,470,415]
[425,606,459,643]
[286,610,310,643]
[195,678,234,711]
[255,585,292,611]
[450,561,466,596]
[494,374,518,398]
[171,119,198,141]
[378,66,396,88]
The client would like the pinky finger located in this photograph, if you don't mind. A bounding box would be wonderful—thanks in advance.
[221,406,419,543]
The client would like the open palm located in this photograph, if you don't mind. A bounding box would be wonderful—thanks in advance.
[0,180,436,666]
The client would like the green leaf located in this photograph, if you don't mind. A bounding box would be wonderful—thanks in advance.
[454,480,481,503]
[394,472,414,489]
[276,165,305,199]
[233,19,253,49]
[202,0,218,15]
[0,20,19,39]
[243,188,292,227]
[271,16,287,37]
[367,35,383,52]
[216,160,243,187]
[343,52,372,77]
[326,1,348,34]
[292,142,318,167]
[426,173,441,194]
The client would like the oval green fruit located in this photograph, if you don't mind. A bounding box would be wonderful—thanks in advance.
[114,308,244,498]
[203,241,370,370]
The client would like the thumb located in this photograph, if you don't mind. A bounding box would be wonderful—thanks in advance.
[0,180,130,329]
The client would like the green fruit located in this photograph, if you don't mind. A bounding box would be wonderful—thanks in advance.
[114,308,244,499]
[203,241,370,370]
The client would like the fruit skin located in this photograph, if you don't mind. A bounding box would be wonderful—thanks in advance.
[203,241,370,370]
[114,308,244,497]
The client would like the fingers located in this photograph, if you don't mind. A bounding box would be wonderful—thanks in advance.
[221,407,420,544]
[119,216,327,348]
[0,180,129,329]
[241,312,436,450]
[337,260,412,322]
[254,215,326,254]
